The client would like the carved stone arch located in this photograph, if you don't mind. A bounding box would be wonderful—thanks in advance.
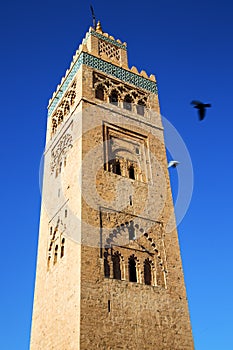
[108,87,121,105]
[102,78,112,89]
[117,83,126,94]
[131,90,140,100]
[122,92,135,102]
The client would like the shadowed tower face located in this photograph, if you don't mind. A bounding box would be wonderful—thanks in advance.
[30,21,194,350]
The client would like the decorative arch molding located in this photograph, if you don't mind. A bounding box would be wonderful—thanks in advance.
[93,72,150,115]
[50,133,73,176]
[47,216,67,271]
[102,215,167,288]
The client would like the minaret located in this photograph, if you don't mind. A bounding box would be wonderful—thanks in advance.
[30,22,194,349]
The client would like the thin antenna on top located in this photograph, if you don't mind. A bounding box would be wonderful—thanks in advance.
[90,5,96,30]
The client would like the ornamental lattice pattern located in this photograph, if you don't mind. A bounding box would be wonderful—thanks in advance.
[99,40,120,61]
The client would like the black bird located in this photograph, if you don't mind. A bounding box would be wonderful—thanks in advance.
[191,100,211,121]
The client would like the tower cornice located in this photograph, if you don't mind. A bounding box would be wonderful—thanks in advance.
[48,53,157,117]
[47,27,156,117]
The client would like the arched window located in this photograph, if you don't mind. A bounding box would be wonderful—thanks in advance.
[109,90,119,105]
[95,85,104,100]
[137,100,146,116]
[112,252,121,280]
[128,164,135,179]
[144,259,152,285]
[61,238,65,258]
[54,245,58,265]
[123,95,133,111]
[128,256,137,282]
[112,159,121,175]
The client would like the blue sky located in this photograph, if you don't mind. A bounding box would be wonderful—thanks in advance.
[0,0,233,349]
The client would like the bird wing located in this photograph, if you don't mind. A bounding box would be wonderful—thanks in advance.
[168,161,180,168]
[191,100,203,106]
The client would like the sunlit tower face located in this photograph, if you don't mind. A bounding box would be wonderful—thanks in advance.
[30,22,194,350]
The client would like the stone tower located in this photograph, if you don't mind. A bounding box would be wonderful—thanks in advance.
[30,22,194,349]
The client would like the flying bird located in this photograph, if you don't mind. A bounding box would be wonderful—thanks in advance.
[191,100,211,121]
[168,160,180,168]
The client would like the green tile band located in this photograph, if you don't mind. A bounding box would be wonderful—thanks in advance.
[91,31,127,50]
[48,53,157,117]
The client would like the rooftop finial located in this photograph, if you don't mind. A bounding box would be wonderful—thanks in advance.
[96,20,103,33]
[90,5,96,30]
